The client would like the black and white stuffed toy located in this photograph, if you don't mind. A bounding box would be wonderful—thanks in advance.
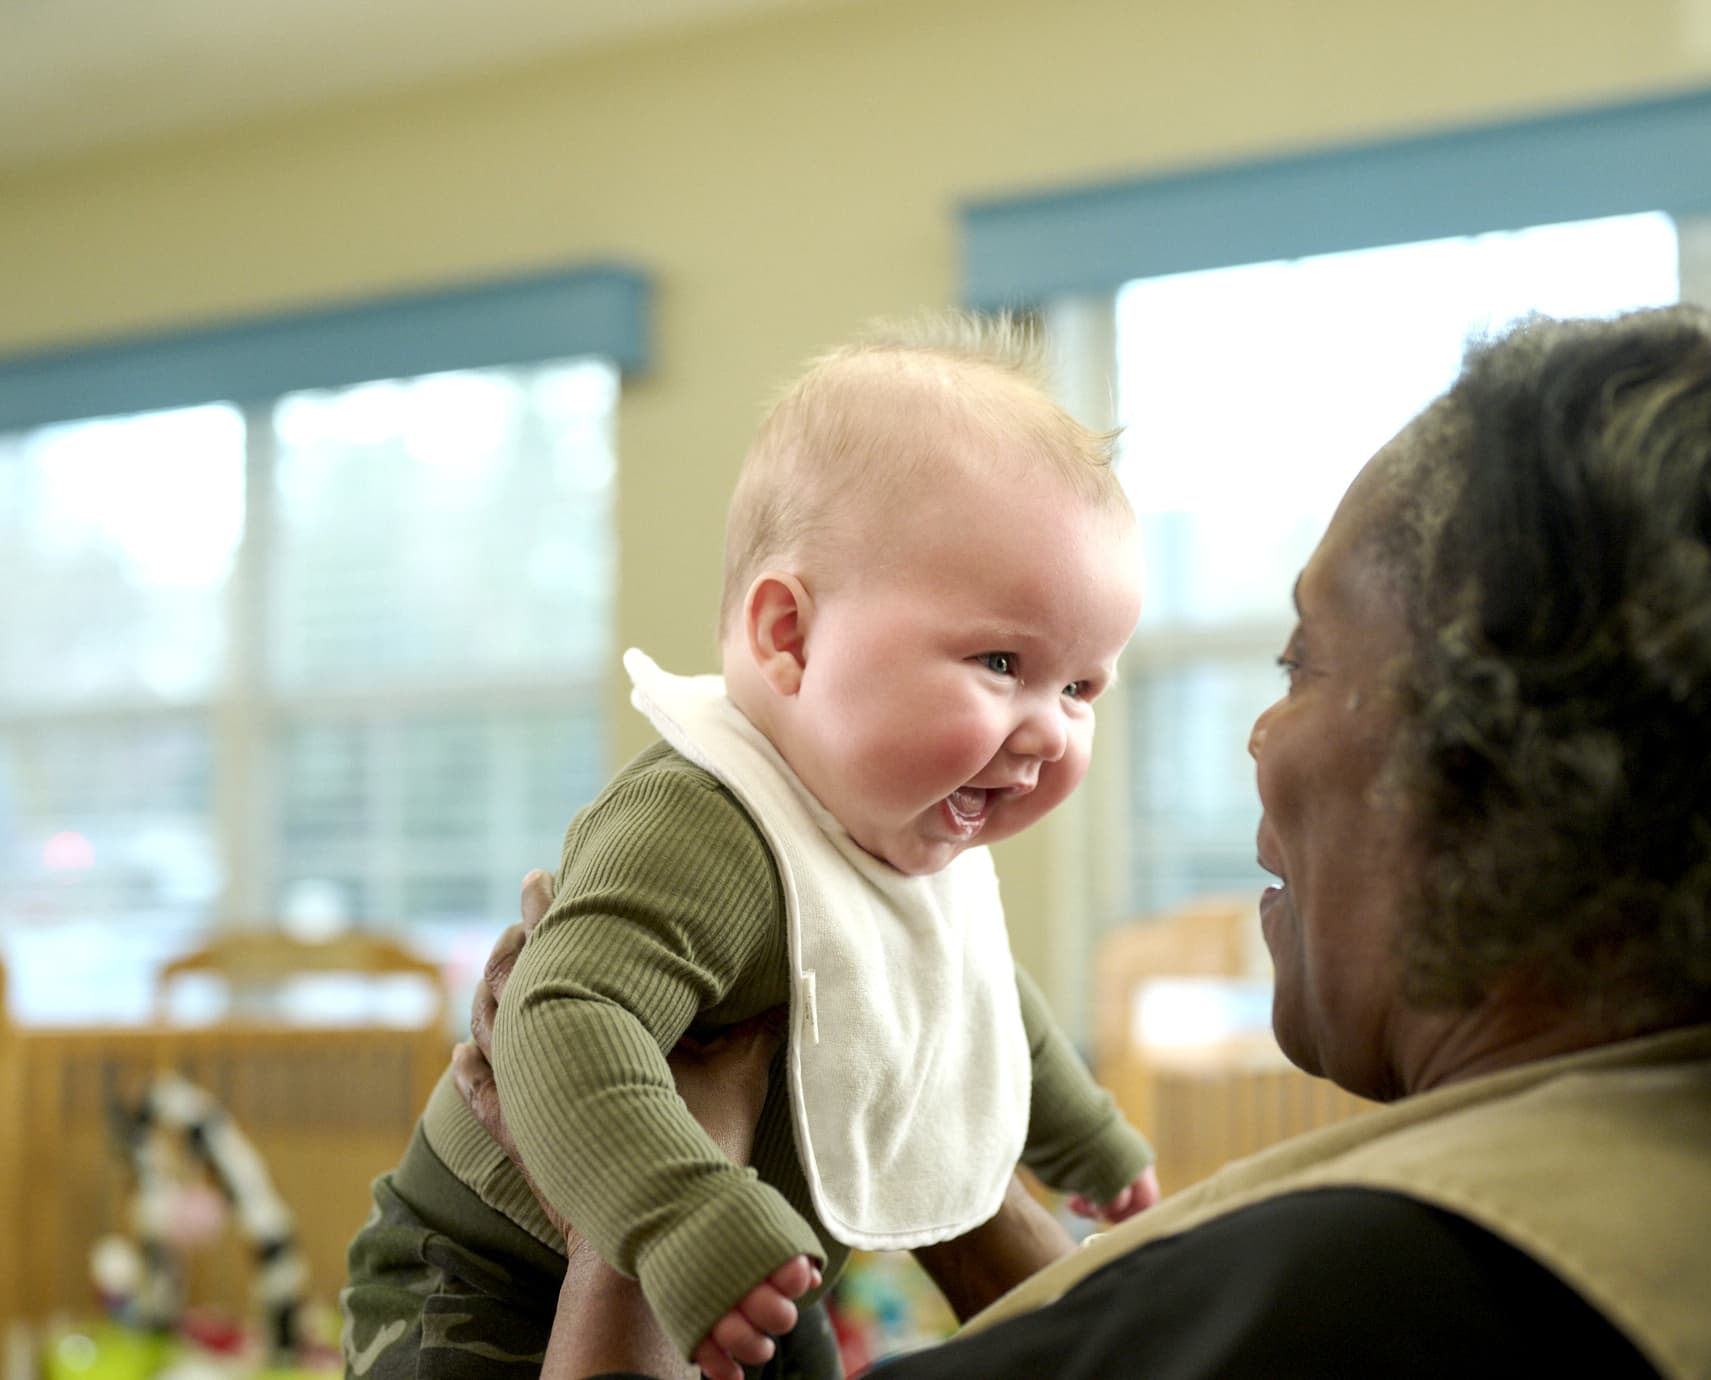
[96,1073,309,1363]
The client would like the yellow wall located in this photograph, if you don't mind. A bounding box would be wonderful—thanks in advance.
[2,0,1706,1011]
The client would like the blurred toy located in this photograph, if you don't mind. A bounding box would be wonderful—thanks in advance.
[827,1250,957,1375]
[94,1073,310,1366]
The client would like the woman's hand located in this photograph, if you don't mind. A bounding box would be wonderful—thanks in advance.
[450,870,574,1237]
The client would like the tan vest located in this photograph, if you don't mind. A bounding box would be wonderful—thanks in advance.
[966,1025,1711,1380]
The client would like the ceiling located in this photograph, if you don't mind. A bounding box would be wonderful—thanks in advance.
[0,0,860,172]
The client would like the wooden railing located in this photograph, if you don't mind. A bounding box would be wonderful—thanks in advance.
[1102,1037,1374,1193]
[1093,901,1374,1194]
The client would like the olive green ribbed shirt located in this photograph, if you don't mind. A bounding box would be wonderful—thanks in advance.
[422,741,1151,1359]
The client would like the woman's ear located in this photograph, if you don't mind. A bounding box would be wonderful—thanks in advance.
[743,572,812,696]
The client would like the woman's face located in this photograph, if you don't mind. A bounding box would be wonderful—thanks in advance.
[1249,445,1419,1101]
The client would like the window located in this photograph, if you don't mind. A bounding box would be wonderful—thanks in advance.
[961,88,1711,1039]
[1115,211,1683,917]
[0,358,618,1022]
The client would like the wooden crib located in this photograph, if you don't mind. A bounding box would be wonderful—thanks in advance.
[0,946,450,1330]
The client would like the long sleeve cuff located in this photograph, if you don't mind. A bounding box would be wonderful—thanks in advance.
[1047,1118,1155,1204]
[636,1175,826,1360]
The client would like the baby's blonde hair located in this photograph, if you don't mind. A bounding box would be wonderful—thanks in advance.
[718,310,1128,635]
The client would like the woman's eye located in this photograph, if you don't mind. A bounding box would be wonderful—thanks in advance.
[977,652,1015,676]
[1275,628,1306,690]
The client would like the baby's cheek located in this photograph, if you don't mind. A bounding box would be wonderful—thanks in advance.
[1035,755,1090,816]
[937,735,999,786]
[899,724,988,785]
[859,748,951,814]
[1060,715,1095,766]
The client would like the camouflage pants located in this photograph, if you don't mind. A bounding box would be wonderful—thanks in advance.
[341,1168,842,1380]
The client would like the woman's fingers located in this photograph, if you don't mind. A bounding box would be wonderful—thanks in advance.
[468,970,499,1056]
[449,1039,489,1101]
[519,868,554,933]
[480,922,527,1015]
[450,1040,515,1159]
[474,870,553,1041]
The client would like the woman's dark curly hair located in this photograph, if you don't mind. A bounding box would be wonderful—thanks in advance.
[1389,304,1711,1035]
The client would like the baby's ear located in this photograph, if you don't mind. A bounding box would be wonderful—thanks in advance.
[744,572,812,696]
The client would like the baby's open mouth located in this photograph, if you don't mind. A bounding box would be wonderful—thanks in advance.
[944,787,990,832]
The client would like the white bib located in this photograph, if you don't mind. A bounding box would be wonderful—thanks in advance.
[626,649,1032,1250]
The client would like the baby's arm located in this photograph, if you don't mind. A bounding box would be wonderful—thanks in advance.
[1013,964,1159,1218]
[456,880,809,1380]
[490,769,823,1361]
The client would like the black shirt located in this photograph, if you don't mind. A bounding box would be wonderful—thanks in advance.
[591,1187,1657,1379]
[868,1188,1657,1379]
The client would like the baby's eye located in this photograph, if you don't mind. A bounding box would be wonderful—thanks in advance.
[976,652,1016,677]
[1062,681,1091,701]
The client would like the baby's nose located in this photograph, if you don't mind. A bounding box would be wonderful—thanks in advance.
[1007,703,1069,762]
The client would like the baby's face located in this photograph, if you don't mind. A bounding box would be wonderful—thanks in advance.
[780,459,1143,876]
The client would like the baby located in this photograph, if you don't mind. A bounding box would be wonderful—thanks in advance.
[342,314,1157,1380]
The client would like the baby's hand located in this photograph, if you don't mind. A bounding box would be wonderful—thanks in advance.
[1068,1166,1161,1224]
[692,1255,821,1380]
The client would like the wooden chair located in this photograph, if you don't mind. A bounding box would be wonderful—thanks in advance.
[1093,895,1373,1193]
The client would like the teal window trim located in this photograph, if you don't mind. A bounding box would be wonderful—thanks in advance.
[0,262,651,432]
[962,86,1711,309]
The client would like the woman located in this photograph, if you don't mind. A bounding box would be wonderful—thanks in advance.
[457,306,1711,1379]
